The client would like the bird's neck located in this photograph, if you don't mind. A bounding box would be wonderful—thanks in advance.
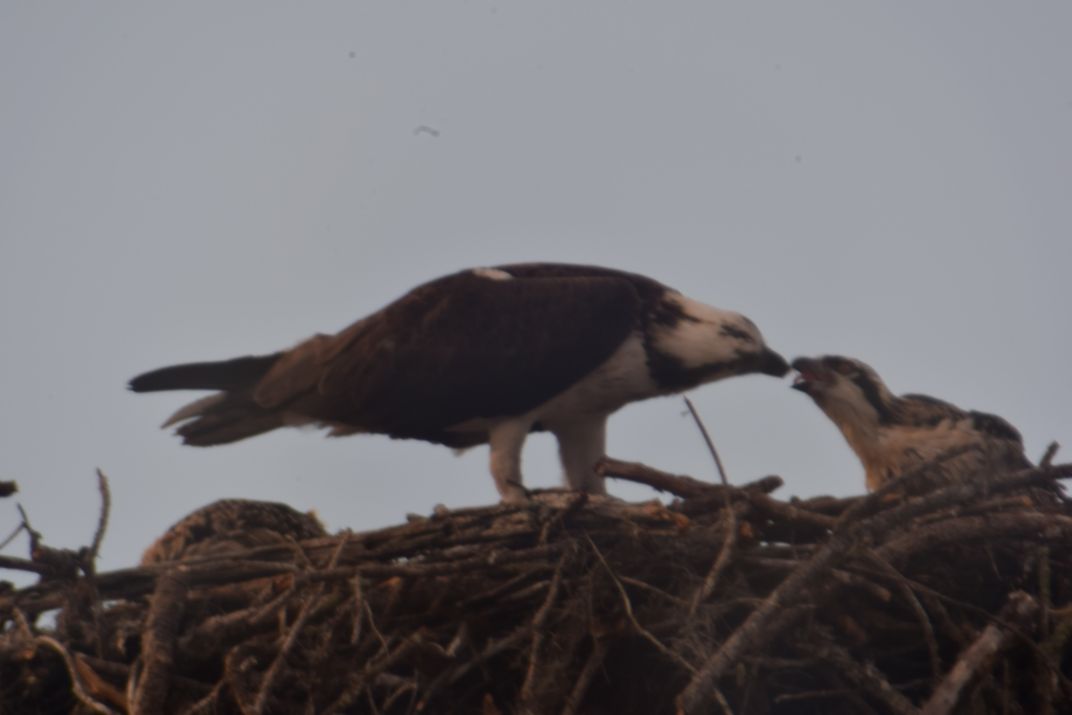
[821,400,891,488]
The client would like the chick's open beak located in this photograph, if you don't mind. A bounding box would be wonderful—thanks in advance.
[790,357,822,393]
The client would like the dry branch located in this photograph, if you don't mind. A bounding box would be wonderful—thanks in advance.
[921,591,1041,715]
[131,570,188,714]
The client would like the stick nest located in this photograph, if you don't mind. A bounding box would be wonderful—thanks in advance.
[2,457,1071,715]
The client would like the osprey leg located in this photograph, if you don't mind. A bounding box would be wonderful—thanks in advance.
[552,417,608,494]
[488,419,534,503]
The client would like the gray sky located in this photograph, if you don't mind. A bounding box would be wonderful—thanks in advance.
[2,3,1070,579]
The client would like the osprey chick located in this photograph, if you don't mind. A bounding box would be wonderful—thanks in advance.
[130,263,788,502]
[791,355,1030,492]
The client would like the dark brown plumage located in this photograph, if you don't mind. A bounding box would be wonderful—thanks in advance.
[131,263,788,500]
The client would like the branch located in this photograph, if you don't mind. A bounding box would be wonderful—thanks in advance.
[683,398,739,618]
[683,397,731,489]
[597,458,720,498]
[87,469,111,570]
[586,534,697,676]
[35,635,119,715]
[921,591,1040,715]
[802,639,919,715]
[130,570,188,714]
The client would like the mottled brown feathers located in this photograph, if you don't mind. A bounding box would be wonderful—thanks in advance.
[792,354,1031,491]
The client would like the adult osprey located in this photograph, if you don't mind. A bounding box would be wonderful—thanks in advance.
[790,355,1030,492]
[130,263,789,502]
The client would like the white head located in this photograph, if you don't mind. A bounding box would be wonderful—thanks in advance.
[647,293,789,388]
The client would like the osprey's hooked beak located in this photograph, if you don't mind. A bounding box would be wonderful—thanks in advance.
[756,348,791,377]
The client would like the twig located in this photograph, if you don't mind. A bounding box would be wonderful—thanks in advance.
[1040,442,1060,468]
[183,682,227,715]
[802,639,919,715]
[677,524,847,712]
[560,639,608,715]
[0,553,62,576]
[34,635,119,715]
[684,397,738,618]
[741,556,892,603]
[16,504,42,551]
[586,534,696,675]
[921,592,1040,715]
[72,654,128,711]
[675,453,1018,712]
[773,688,855,704]
[866,550,942,683]
[87,469,111,570]
[878,513,1072,564]
[416,623,535,712]
[852,561,1072,695]
[597,457,720,498]
[350,574,366,645]
[683,397,731,488]
[325,632,425,714]
[252,581,323,713]
[176,580,297,659]
[131,570,189,714]
[253,535,349,713]
[519,559,566,708]
[0,523,25,553]
[689,521,736,618]
[746,492,837,531]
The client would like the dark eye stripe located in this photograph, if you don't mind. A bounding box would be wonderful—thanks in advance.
[852,372,893,423]
[719,324,754,342]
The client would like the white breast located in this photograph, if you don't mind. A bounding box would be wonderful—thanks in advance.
[446,332,659,434]
[533,332,660,426]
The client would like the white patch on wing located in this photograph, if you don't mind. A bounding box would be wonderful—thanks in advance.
[472,267,513,281]
[651,294,745,369]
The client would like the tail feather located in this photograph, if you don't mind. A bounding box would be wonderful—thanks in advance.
[162,394,227,428]
[170,394,286,446]
[129,353,281,393]
[131,353,288,445]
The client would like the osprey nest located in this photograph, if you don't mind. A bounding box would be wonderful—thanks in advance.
[1,454,1071,715]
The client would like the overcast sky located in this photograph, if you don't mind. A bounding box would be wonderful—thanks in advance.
[2,3,1070,579]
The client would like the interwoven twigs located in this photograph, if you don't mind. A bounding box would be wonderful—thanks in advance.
[1,458,1069,714]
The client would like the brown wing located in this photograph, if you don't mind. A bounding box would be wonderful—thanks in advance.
[899,393,1030,473]
[254,267,652,444]
[897,393,966,426]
